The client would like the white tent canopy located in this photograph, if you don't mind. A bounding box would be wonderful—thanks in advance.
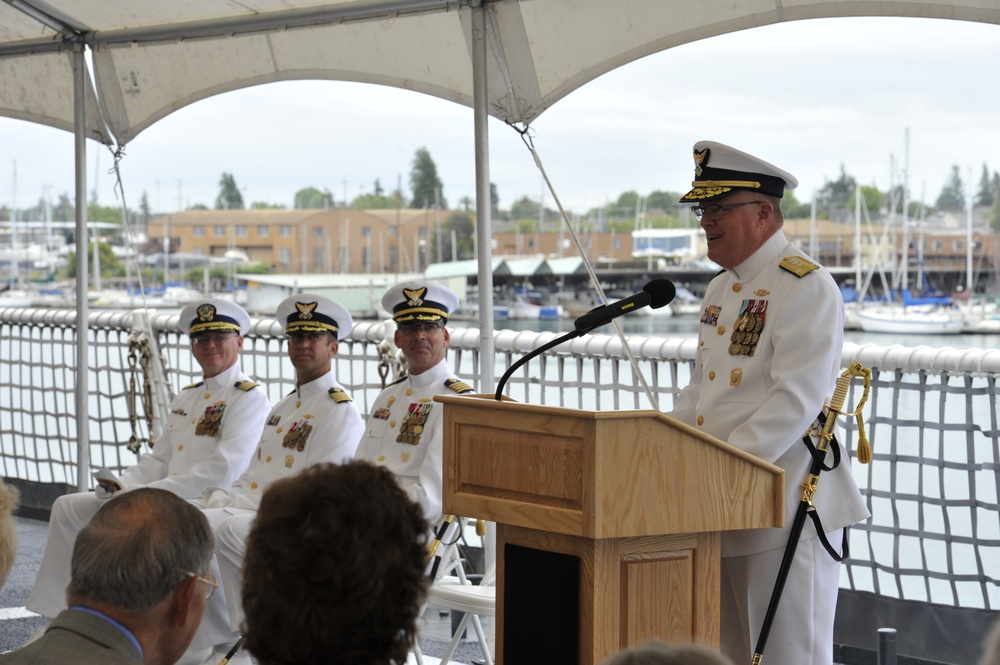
[3,1,999,146]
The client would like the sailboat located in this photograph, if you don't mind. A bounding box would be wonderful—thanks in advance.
[852,131,970,335]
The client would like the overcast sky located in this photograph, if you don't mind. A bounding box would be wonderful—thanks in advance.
[1,15,999,218]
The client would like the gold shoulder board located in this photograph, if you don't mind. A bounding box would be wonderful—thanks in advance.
[235,380,259,391]
[183,381,204,390]
[779,256,819,277]
[445,378,473,394]
[328,387,353,403]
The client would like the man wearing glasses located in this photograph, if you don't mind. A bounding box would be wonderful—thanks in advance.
[3,488,215,665]
[26,299,269,633]
[354,281,473,523]
[668,141,868,665]
[186,294,365,665]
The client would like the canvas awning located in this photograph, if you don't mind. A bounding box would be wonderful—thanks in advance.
[3,1,998,147]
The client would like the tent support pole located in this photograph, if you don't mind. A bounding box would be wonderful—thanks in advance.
[73,42,91,492]
[471,0,495,389]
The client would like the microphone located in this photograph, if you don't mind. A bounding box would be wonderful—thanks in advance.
[574,279,676,332]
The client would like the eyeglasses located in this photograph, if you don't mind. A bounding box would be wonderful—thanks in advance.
[191,332,237,347]
[186,571,218,600]
[690,200,764,221]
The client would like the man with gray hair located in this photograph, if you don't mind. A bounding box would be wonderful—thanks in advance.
[1,488,215,665]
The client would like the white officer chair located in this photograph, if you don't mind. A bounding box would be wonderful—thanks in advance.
[414,518,496,665]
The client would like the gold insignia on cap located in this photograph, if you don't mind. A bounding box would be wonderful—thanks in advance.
[693,147,710,177]
[197,303,217,322]
[295,301,318,320]
[403,286,427,307]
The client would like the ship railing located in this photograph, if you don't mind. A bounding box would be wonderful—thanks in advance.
[1,307,998,664]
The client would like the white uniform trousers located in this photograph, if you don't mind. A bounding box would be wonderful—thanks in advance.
[26,492,105,618]
[720,529,843,665]
[215,513,254,633]
[188,508,252,651]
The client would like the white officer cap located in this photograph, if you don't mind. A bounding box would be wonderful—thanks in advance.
[381,281,459,326]
[679,140,798,203]
[180,298,251,336]
[276,293,353,341]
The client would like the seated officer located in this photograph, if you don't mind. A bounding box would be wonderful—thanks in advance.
[354,281,474,523]
[186,294,366,665]
[27,299,269,627]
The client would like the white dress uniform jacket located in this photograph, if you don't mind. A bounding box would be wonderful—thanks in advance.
[119,362,270,496]
[670,230,869,557]
[189,367,364,651]
[202,367,365,511]
[27,362,268,620]
[354,358,472,522]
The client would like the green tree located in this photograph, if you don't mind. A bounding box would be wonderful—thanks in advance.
[53,193,74,221]
[250,201,286,209]
[859,185,884,217]
[512,217,539,233]
[432,211,474,261]
[975,165,998,208]
[815,164,856,211]
[215,173,245,210]
[510,196,540,220]
[935,165,966,211]
[66,241,121,276]
[294,186,333,209]
[780,190,812,219]
[351,192,398,209]
[646,190,683,213]
[409,147,446,209]
[139,192,152,239]
[615,191,641,215]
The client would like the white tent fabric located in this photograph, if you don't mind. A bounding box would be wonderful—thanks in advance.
[2,0,999,146]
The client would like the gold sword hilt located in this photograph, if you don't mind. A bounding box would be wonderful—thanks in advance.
[802,360,872,503]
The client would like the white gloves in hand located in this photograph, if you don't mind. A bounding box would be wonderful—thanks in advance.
[204,488,233,509]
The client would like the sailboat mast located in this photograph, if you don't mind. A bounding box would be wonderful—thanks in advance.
[10,161,18,289]
[901,128,910,293]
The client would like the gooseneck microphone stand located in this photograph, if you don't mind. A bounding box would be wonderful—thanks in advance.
[494,328,585,401]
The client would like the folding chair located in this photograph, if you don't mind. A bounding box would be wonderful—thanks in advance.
[414,517,495,665]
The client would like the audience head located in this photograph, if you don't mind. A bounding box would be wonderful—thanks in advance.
[67,488,214,665]
[242,461,429,665]
[0,481,20,588]
[68,488,213,612]
[601,639,734,665]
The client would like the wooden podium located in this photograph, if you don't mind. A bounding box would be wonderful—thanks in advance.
[436,394,784,665]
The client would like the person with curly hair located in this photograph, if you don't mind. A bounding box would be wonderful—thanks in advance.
[601,639,733,665]
[241,460,428,665]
